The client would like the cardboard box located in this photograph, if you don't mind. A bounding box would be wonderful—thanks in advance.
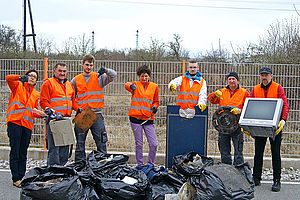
[72,106,99,132]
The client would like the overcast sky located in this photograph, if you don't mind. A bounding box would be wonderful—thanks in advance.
[1,0,299,55]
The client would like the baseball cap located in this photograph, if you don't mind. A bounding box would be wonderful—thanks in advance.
[259,67,272,74]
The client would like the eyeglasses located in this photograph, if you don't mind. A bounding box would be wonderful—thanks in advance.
[28,74,37,79]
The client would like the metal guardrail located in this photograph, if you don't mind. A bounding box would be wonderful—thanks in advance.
[0,59,299,158]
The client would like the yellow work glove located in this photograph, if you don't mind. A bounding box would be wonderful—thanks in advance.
[214,90,223,100]
[241,128,251,136]
[230,107,241,115]
[275,120,286,135]
[198,104,207,112]
[170,84,176,95]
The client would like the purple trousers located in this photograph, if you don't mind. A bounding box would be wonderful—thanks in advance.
[130,122,158,166]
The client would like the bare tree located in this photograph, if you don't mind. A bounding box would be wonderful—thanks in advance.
[250,17,300,64]
[167,33,189,61]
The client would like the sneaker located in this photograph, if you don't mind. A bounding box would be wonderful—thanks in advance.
[271,179,281,192]
[254,178,261,186]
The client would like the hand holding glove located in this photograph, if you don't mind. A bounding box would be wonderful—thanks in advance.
[241,128,251,136]
[55,112,65,120]
[151,106,158,114]
[230,107,241,115]
[170,84,176,95]
[275,120,286,135]
[98,67,108,77]
[19,75,29,85]
[214,90,223,100]
[130,83,136,95]
[198,104,207,112]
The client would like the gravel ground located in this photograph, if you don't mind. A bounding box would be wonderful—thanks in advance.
[0,159,299,182]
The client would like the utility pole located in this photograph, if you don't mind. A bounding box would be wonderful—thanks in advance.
[136,30,139,50]
[92,31,95,54]
[23,0,37,53]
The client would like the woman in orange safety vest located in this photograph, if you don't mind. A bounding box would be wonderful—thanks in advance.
[125,65,159,168]
[6,69,45,188]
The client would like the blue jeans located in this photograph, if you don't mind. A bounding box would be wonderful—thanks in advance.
[74,113,107,162]
[7,122,32,182]
[46,120,69,166]
[218,128,244,165]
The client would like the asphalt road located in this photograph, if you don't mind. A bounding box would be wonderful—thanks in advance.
[1,169,300,200]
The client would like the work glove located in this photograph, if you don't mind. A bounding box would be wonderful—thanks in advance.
[241,128,251,136]
[19,75,28,86]
[130,83,136,95]
[198,104,207,112]
[55,112,65,120]
[45,107,55,116]
[275,120,286,135]
[98,67,108,77]
[151,106,158,114]
[170,84,176,95]
[77,108,83,113]
[230,107,241,115]
[214,90,223,100]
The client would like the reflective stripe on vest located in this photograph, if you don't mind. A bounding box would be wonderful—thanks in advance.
[176,76,204,109]
[75,72,104,109]
[128,81,158,120]
[48,78,74,116]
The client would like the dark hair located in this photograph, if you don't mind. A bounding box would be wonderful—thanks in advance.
[25,69,39,81]
[54,62,67,69]
[189,60,197,64]
[82,54,95,64]
[136,65,151,76]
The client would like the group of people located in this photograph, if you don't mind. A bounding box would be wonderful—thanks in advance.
[6,58,289,193]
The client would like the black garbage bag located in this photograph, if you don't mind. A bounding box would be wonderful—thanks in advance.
[95,165,151,200]
[87,150,129,177]
[150,171,184,200]
[66,160,100,200]
[20,166,88,200]
[191,163,254,200]
[86,151,151,199]
[172,152,214,178]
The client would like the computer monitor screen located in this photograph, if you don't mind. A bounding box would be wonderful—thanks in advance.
[243,99,277,120]
[239,98,283,139]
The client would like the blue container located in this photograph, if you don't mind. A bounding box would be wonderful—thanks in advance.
[166,105,208,168]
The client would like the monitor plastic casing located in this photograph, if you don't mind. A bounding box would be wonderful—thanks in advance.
[239,98,283,139]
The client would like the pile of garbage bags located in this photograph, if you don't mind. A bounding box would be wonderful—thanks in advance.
[20,151,254,200]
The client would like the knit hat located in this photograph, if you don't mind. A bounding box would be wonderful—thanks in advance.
[226,71,239,81]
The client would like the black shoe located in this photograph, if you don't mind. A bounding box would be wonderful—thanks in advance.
[254,178,261,186]
[271,179,281,192]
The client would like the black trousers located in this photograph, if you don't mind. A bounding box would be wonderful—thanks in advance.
[253,132,282,181]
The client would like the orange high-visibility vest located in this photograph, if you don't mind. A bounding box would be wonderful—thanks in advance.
[176,76,204,109]
[74,72,104,109]
[6,82,39,130]
[253,82,279,98]
[48,77,73,116]
[218,87,248,110]
[128,81,158,120]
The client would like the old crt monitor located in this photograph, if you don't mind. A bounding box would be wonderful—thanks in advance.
[239,98,283,139]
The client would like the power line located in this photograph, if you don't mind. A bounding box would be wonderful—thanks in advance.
[92,0,298,12]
